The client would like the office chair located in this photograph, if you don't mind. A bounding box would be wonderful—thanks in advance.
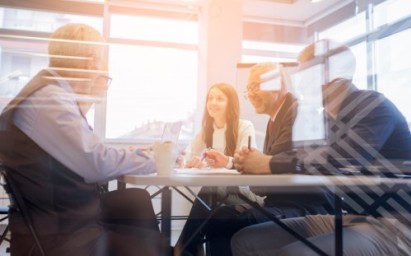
[0,166,46,256]
[0,204,9,252]
[0,166,10,254]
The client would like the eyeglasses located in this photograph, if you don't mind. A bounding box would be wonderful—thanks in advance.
[243,82,260,100]
[93,75,112,90]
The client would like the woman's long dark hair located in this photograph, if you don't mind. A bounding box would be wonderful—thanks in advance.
[202,83,240,157]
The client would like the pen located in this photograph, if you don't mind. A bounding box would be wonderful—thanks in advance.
[201,147,211,161]
[248,136,251,150]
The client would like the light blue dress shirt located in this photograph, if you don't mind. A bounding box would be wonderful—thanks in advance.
[13,77,155,183]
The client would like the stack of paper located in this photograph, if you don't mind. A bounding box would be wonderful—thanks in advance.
[173,168,240,175]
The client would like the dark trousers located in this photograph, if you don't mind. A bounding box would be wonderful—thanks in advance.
[179,199,332,256]
[10,188,169,256]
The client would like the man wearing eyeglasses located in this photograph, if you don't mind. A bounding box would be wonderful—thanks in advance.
[246,62,298,157]
[0,23,166,256]
[202,62,333,256]
[205,63,298,168]
[239,60,337,215]
[231,40,411,256]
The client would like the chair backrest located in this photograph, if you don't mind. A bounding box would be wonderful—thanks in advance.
[0,166,46,256]
[0,194,10,247]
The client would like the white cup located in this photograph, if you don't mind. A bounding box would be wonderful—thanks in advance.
[153,142,179,175]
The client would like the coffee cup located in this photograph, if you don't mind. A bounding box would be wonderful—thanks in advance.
[153,142,179,175]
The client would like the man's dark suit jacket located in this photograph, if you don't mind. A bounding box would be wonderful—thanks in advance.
[252,92,335,214]
[268,79,411,216]
[263,92,298,156]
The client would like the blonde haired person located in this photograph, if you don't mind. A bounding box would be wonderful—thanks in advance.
[0,23,166,256]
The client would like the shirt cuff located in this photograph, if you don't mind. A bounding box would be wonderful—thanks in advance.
[225,156,234,169]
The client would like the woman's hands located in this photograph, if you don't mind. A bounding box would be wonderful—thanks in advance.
[185,155,208,168]
[185,149,230,168]
[202,149,230,168]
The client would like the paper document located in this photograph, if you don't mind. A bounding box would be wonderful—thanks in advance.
[174,168,240,175]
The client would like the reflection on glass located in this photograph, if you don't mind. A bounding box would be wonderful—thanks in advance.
[290,64,326,145]
[0,8,102,113]
[0,43,48,112]
[349,43,368,90]
[375,28,411,123]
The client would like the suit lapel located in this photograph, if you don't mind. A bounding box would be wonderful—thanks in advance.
[264,93,293,154]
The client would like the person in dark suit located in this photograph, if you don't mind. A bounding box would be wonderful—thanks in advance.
[231,40,411,256]
[0,23,168,256]
[246,62,298,157]
[241,62,334,218]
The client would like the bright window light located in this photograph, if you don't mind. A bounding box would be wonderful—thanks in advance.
[110,14,198,44]
[318,12,366,44]
[374,0,411,29]
[242,40,304,53]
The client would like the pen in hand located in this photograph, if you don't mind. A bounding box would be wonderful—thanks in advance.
[248,135,251,150]
[200,147,211,161]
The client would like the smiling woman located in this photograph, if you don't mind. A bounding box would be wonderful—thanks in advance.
[184,83,246,165]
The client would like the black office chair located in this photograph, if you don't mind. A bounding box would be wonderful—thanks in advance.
[0,166,10,254]
[0,204,9,253]
[0,166,46,256]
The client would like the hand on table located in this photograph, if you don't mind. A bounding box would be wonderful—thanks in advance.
[185,156,208,168]
[234,146,271,174]
[203,149,229,168]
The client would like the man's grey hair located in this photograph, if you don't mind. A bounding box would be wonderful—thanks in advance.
[48,23,106,70]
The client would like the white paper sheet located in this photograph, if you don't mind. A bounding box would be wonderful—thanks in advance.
[173,168,240,175]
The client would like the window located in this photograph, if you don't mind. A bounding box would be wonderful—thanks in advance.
[110,14,198,44]
[375,28,411,122]
[241,40,303,63]
[0,5,199,143]
[318,12,366,44]
[106,14,199,142]
[349,43,368,90]
[290,64,326,144]
[107,43,198,140]
[0,7,102,113]
[374,0,411,29]
[0,7,102,33]
[316,0,411,123]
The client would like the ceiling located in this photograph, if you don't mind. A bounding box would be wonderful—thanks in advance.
[243,0,353,26]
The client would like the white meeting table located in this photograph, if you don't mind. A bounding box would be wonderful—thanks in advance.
[118,171,405,256]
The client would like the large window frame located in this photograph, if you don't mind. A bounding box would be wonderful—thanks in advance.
[0,1,201,145]
[317,1,411,124]
[240,0,411,126]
